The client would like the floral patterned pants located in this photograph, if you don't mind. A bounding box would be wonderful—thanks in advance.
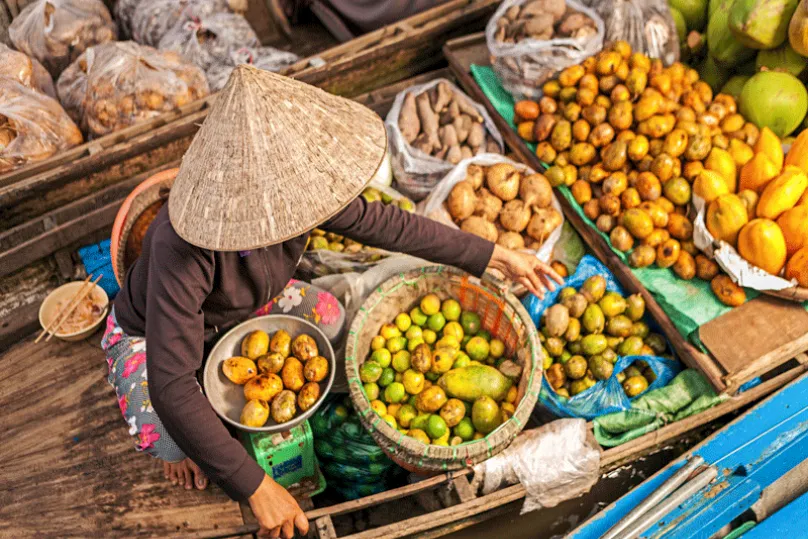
[101,280,345,463]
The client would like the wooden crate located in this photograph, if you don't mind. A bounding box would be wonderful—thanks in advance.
[441,32,808,395]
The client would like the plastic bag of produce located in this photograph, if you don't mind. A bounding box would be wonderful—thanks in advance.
[0,77,83,173]
[205,46,300,91]
[580,0,679,65]
[115,0,144,38]
[420,154,564,263]
[385,78,504,202]
[56,41,209,137]
[8,0,117,77]
[523,255,681,420]
[131,0,230,46]
[157,12,259,72]
[0,42,56,98]
[297,179,413,278]
[485,0,604,101]
[471,419,600,514]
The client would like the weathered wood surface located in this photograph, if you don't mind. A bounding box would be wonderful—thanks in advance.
[0,335,249,538]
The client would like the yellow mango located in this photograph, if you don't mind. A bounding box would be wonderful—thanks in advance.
[738,219,787,275]
[704,148,737,193]
[785,128,808,173]
[728,139,754,168]
[789,0,808,57]
[757,166,808,219]
[739,153,780,193]
[785,246,808,286]
[754,127,784,172]
[777,205,808,256]
[706,194,748,247]
[693,170,730,204]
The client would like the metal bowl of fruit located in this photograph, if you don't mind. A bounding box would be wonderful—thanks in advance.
[203,315,336,433]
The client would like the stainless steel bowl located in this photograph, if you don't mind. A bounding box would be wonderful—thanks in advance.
[203,315,336,433]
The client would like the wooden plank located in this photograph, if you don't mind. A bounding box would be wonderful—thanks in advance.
[451,476,476,503]
[0,337,245,537]
[316,515,338,539]
[442,34,728,393]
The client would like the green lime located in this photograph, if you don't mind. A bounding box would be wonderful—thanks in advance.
[407,337,425,352]
[441,299,462,321]
[359,361,382,383]
[371,335,386,350]
[363,382,380,400]
[378,367,396,387]
[408,394,419,408]
[402,369,425,394]
[425,371,440,382]
[452,355,471,369]
[443,321,464,341]
[426,414,448,439]
[465,336,490,362]
[382,414,397,429]
[427,312,446,332]
[370,348,392,368]
[405,325,423,341]
[463,400,473,417]
[420,294,441,316]
[460,311,481,335]
[392,350,412,372]
[386,336,407,353]
[395,313,412,332]
[477,329,491,341]
[410,307,428,327]
[384,382,406,404]
[423,329,437,344]
[410,413,430,431]
[397,404,417,428]
[461,335,471,349]
[489,339,505,358]
[453,417,475,441]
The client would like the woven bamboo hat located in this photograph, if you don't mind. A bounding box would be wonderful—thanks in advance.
[168,64,388,251]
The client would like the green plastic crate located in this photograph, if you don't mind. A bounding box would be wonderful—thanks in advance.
[241,421,326,496]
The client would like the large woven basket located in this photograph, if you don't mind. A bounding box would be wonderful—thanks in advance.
[110,168,177,285]
[344,266,542,473]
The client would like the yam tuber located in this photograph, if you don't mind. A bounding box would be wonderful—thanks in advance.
[433,82,453,113]
[460,145,473,160]
[398,92,420,144]
[412,132,434,155]
[453,114,472,143]
[440,100,460,125]
[446,145,463,164]
[505,4,521,21]
[467,123,485,148]
[522,0,565,22]
[524,14,554,37]
[415,92,440,150]
[440,124,459,151]
[453,94,483,123]
[486,137,500,153]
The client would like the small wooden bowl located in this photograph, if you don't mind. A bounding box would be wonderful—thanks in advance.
[38,282,110,341]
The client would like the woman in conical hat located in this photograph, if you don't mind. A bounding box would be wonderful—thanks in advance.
[102,66,561,538]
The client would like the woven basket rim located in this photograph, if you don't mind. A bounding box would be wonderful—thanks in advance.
[344,265,542,469]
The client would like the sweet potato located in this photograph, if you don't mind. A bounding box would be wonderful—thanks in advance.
[446,145,463,164]
[467,123,485,148]
[412,132,433,155]
[440,124,459,151]
[460,145,474,160]
[440,100,460,125]
[453,114,472,143]
[398,92,420,144]
[416,92,440,149]
[453,95,483,123]
[433,82,453,113]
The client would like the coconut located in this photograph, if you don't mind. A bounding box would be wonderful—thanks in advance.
[740,71,808,137]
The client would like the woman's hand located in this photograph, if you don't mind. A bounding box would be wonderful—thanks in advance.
[249,474,309,539]
[486,245,565,299]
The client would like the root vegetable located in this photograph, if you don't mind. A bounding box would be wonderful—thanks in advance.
[497,231,526,249]
[446,145,463,164]
[415,92,440,149]
[527,208,562,242]
[453,95,483,122]
[486,163,521,201]
[433,82,453,112]
[461,216,499,242]
[475,188,503,222]
[558,13,590,36]
[505,4,520,20]
[467,123,485,148]
[434,146,449,160]
[520,173,553,209]
[486,137,500,153]
[500,200,532,232]
[447,180,477,221]
[524,14,554,37]
[412,132,433,155]
[399,92,420,143]
[440,124,459,151]
[440,100,460,125]
[453,114,472,143]
[460,145,474,160]
[466,164,485,190]
[523,0,565,21]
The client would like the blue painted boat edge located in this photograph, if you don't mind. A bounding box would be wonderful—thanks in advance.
[742,489,808,537]
[568,372,808,539]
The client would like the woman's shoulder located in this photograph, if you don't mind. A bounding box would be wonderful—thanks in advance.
[149,206,213,262]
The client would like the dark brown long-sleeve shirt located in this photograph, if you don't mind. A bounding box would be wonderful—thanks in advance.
[326,0,449,32]
[114,197,494,500]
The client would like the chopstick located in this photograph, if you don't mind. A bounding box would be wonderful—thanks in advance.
[36,274,103,343]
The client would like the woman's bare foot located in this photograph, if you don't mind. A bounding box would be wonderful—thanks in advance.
[163,458,209,490]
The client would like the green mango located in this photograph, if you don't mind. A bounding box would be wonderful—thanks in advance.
[437,365,513,402]
[729,0,799,50]
[708,0,757,67]
[670,7,688,44]
[669,0,709,31]
[720,75,751,100]
[740,71,808,136]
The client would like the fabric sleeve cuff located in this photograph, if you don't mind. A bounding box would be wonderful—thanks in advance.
[221,453,265,501]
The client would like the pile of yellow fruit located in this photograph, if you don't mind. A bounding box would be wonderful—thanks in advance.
[222,329,330,428]
[359,293,521,446]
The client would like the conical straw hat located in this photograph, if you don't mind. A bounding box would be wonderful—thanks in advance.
[168,64,387,251]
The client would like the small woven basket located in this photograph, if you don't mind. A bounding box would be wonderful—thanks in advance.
[344,266,542,473]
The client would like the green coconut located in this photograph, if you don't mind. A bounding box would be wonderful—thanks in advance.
[720,75,751,101]
[756,42,808,76]
[708,0,757,67]
[729,0,799,50]
[740,71,808,137]
[669,0,709,31]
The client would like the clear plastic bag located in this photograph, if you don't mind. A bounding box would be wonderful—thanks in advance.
[0,43,57,98]
[580,0,679,65]
[419,154,565,263]
[8,0,117,77]
[471,419,600,514]
[0,77,83,173]
[385,78,504,202]
[56,41,209,137]
[114,0,144,39]
[157,12,259,72]
[130,0,229,46]
[486,0,604,101]
[205,46,300,91]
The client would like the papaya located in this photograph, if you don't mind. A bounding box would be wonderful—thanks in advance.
[754,127,785,171]
[740,72,808,137]
[785,246,808,285]
[756,42,808,77]
[739,152,780,192]
[694,170,731,203]
[707,194,749,246]
[776,205,808,255]
[788,0,808,55]
[704,147,738,192]
[437,365,513,402]
[729,0,799,50]
[757,165,808,218]
[738,218,788,274]
[720,75,751,101]
[784,129,808,173]
[671,0,709,32]
[708,0,757,67]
